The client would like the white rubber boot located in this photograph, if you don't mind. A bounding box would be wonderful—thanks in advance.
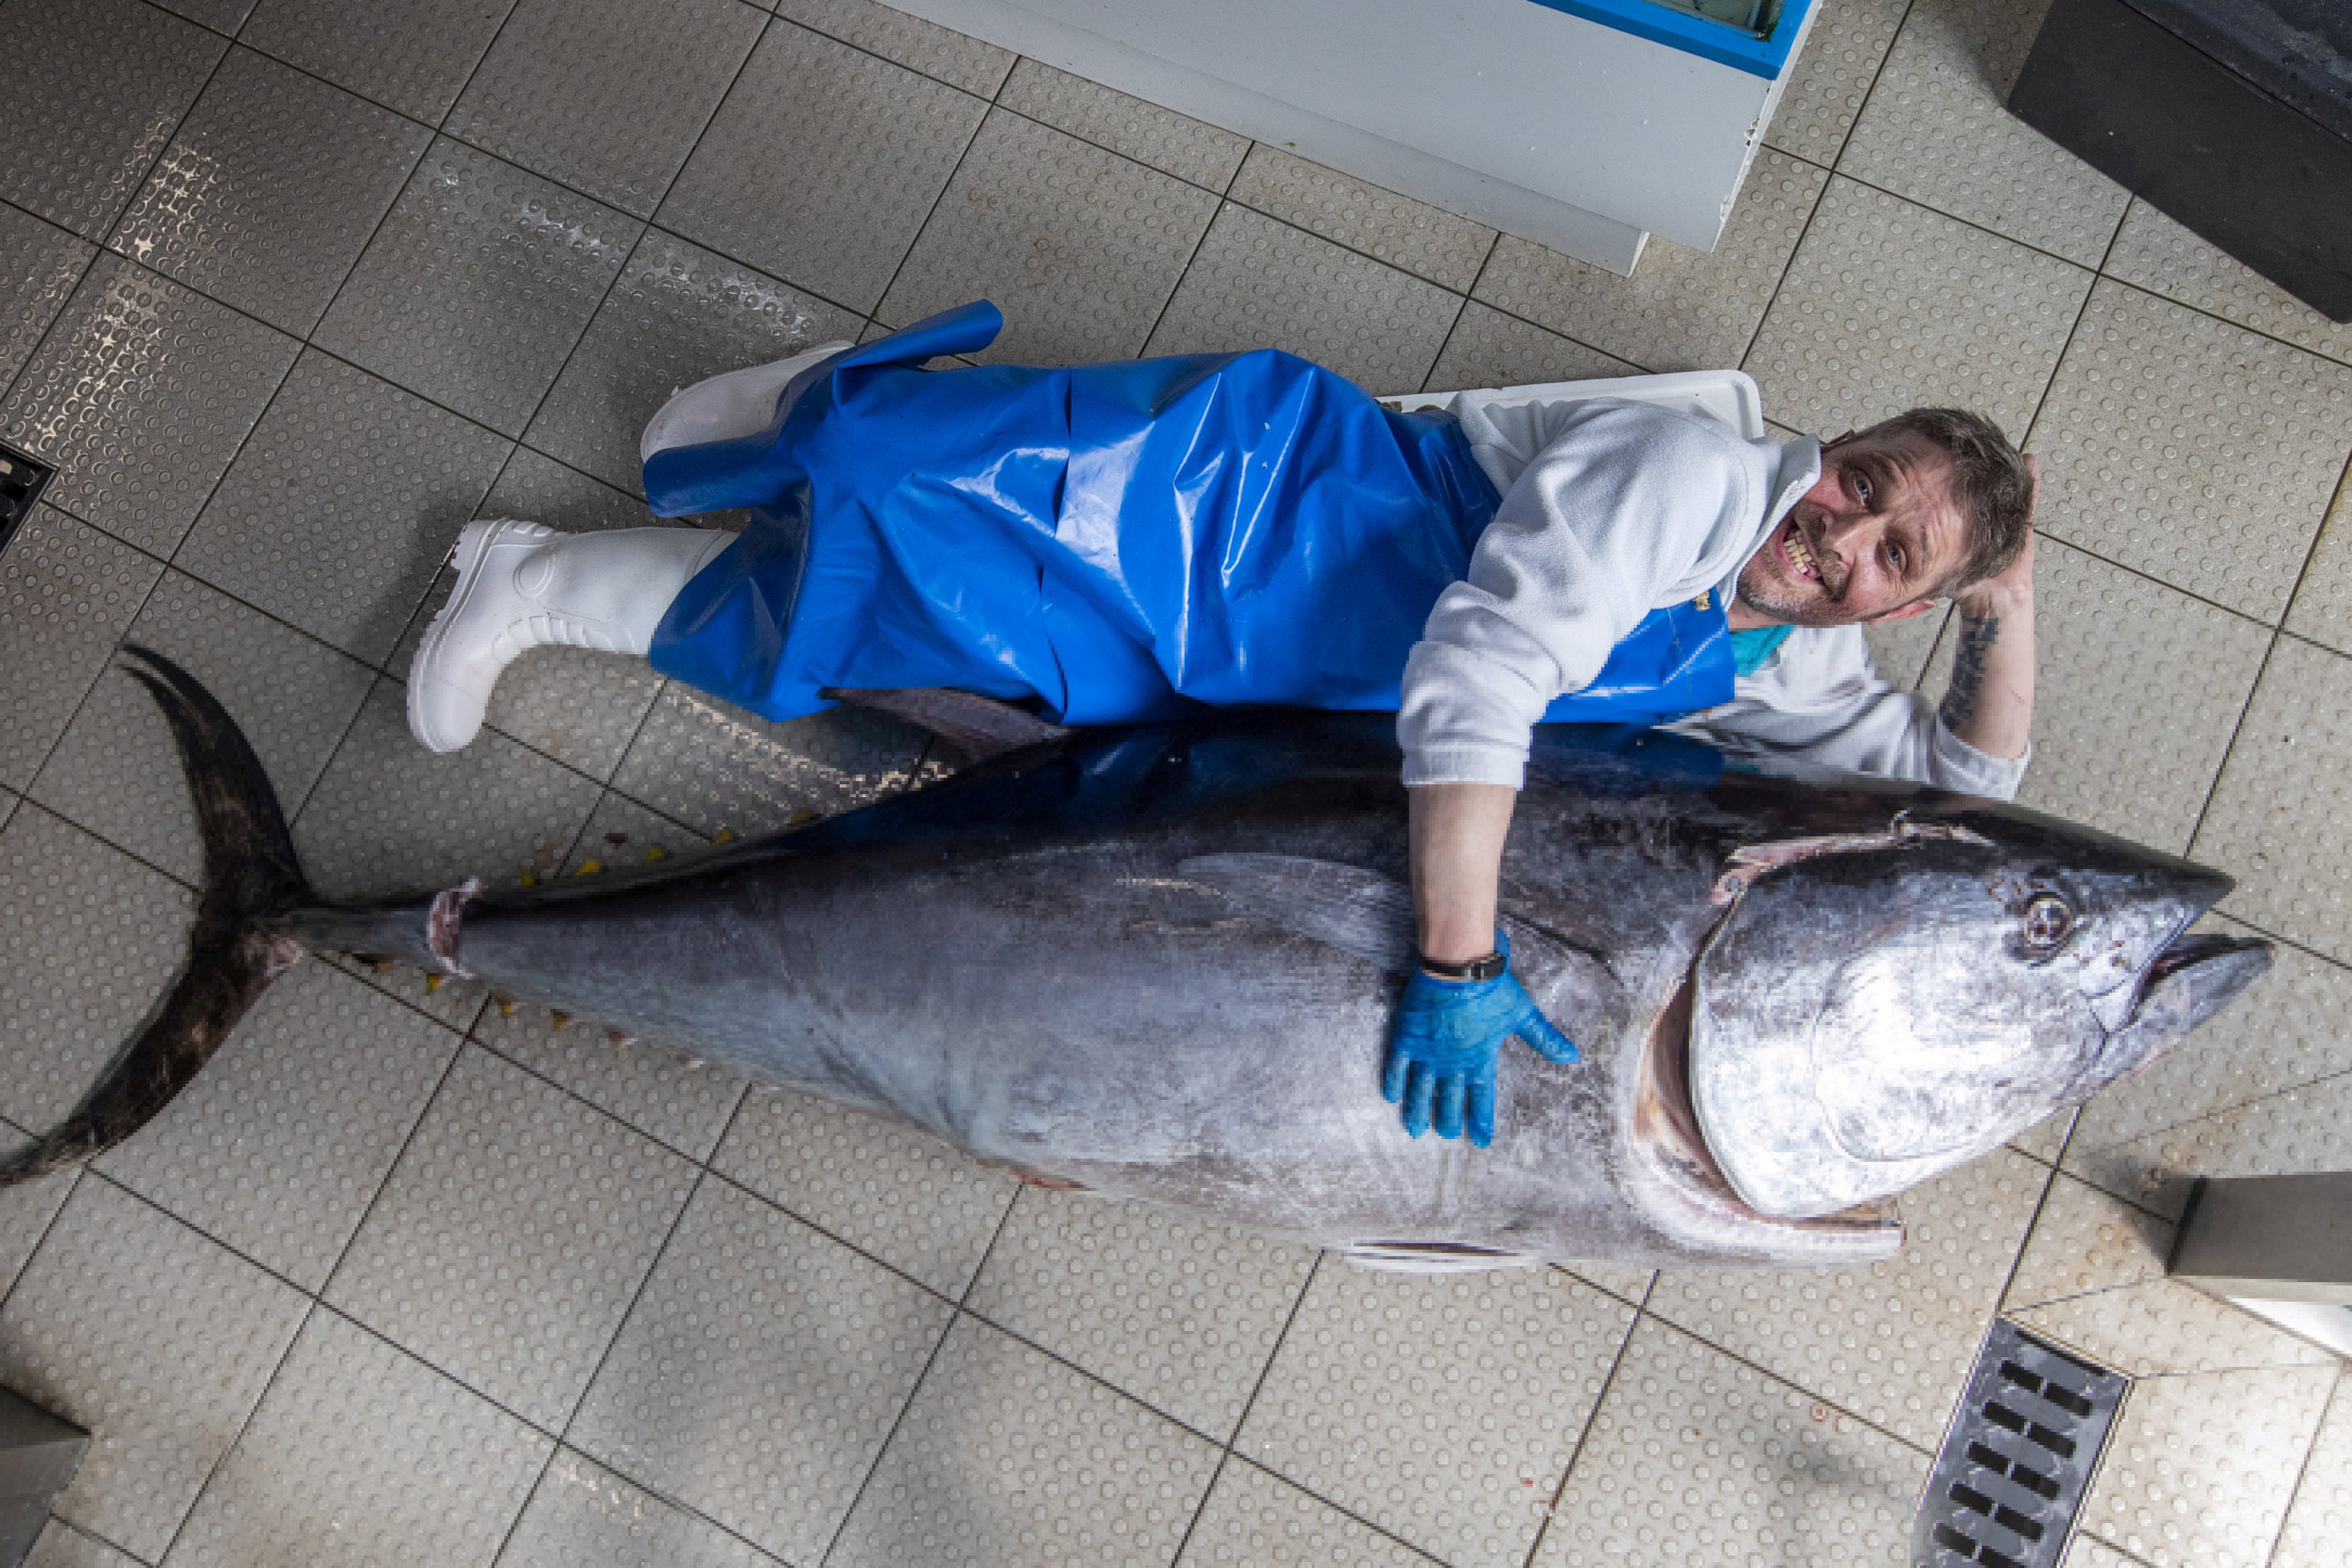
[406,521,735,753]
[639,340,854,464]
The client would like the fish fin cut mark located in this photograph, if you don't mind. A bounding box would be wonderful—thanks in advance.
[820,686,1070,764]
[1711,818,1996,905]
[1174,854,1615,1001]
[0,648,317,1186]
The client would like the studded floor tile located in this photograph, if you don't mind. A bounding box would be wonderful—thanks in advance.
[996,59,1249,192]
[1178,1458,1435,1567]
[1921,536,2269,855]
[1649,1150,2047,1451]
[527,229,859,493]
[488,444,681,530]
[569,1179,954,1563]
[1745,176,2091,437]
[445,0,765,219]
[2196,637,2352,961]
[148,0,255,31]
[2104,200,2352,373]
[500,1449,777,1568]
[177,352,509,665]
[2068,926,2352,1157]
[1839,0,2130,267]
[96,959,460,1292]
[324,1045,696,1428]
[2066,1537,2154,1568]
[32,570,376,882]
[2286,480,2352,657]
[0,205,96,392]
[2077,1363,2337,1568]
[291,678,604,902]
[315,139,640,438]
[1228,145,1494,294]
[714,1090,1016,1298]
[829,1313,1220,1568]
[1236,1264,1633,1568]
[2017,1275,2333,1379]
[2272,1378,2352,1568]
[880,110,1220,366]
[2012,1106,2078,1166]
[2002,1172,2173,1310]
[1559,1262,1656,1307]
[1422,302,1638,394]
[0,507,166,793]
[1861,599,1950,690]
[0,0,226,241]
[610,683,930,840]
[2063,1069,2352,1221]
[0,806,193,1136]
[1762,0,1915,167]
[966,1187,1316,1441]
[659,22,987,314]
[2032,282,2352,624]
[1535,1316,1927,1568]
[110,47,431,338]
[0,1157,76,1306]
[0,1179,307,1561]
[2,257,299,558]
[1145,204,1461,393]
[1474,152,1828,375]
[22,1521,141,1568]
[240,0,519,123]
[773,0,1013,96]
[162,1308,554,1568]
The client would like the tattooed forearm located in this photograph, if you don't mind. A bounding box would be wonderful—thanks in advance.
[1939,612,2000,733]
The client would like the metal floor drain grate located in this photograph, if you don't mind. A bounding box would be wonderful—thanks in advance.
[1913,1319,2126,1568]
[0,440,56,555]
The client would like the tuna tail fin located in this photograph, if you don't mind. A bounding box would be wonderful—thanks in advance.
[0,647,312,1186]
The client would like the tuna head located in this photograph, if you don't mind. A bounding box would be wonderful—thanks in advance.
[1685,805,2272,1220]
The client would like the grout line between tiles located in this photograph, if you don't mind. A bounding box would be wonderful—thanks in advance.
[41,1514,153,1568]
[860,70,1017,337]
[1419,231,1507,397]
[2262,1368,2346,1568]
[2183,447,2352,858]
[148,1295,326,1566]
[1733,159,1835,377]
[1134,141,1258,360]
[1519,1301,1645,1568]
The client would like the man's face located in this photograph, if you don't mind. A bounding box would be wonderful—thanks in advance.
[1736,433,1968,627]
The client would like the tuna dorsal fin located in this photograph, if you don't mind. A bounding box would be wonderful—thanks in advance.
[821,687,1070,762]
[1175,854,1612,998]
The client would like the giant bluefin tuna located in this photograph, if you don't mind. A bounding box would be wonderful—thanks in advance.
[3,650,2269,1271]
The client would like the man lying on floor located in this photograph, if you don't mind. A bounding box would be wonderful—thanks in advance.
[403,300,2039,1147]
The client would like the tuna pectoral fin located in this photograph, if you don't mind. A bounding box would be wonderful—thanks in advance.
[1175,854,1612,996]
[820,687,1069,763]
[0,649,312,1186]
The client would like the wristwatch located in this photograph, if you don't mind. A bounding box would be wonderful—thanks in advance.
[1416,950,1507,982]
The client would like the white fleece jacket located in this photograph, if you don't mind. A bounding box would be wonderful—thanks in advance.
[1397,396,2027,800]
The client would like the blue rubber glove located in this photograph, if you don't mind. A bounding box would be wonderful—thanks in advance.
[1382,930,1579,1147]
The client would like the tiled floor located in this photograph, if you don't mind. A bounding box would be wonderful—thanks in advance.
[1,0,2347,1563]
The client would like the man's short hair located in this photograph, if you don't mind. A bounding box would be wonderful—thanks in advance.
[1853,408,2033,591]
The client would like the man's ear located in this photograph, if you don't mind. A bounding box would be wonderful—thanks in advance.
[1866,599,1939,624]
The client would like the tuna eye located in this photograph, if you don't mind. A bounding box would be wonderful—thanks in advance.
[2022,893,2073,950]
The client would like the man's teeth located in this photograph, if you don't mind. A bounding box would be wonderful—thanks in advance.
[1786,530,1818,580]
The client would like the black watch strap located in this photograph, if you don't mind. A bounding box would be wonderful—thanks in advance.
[1417,950,1506,982]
